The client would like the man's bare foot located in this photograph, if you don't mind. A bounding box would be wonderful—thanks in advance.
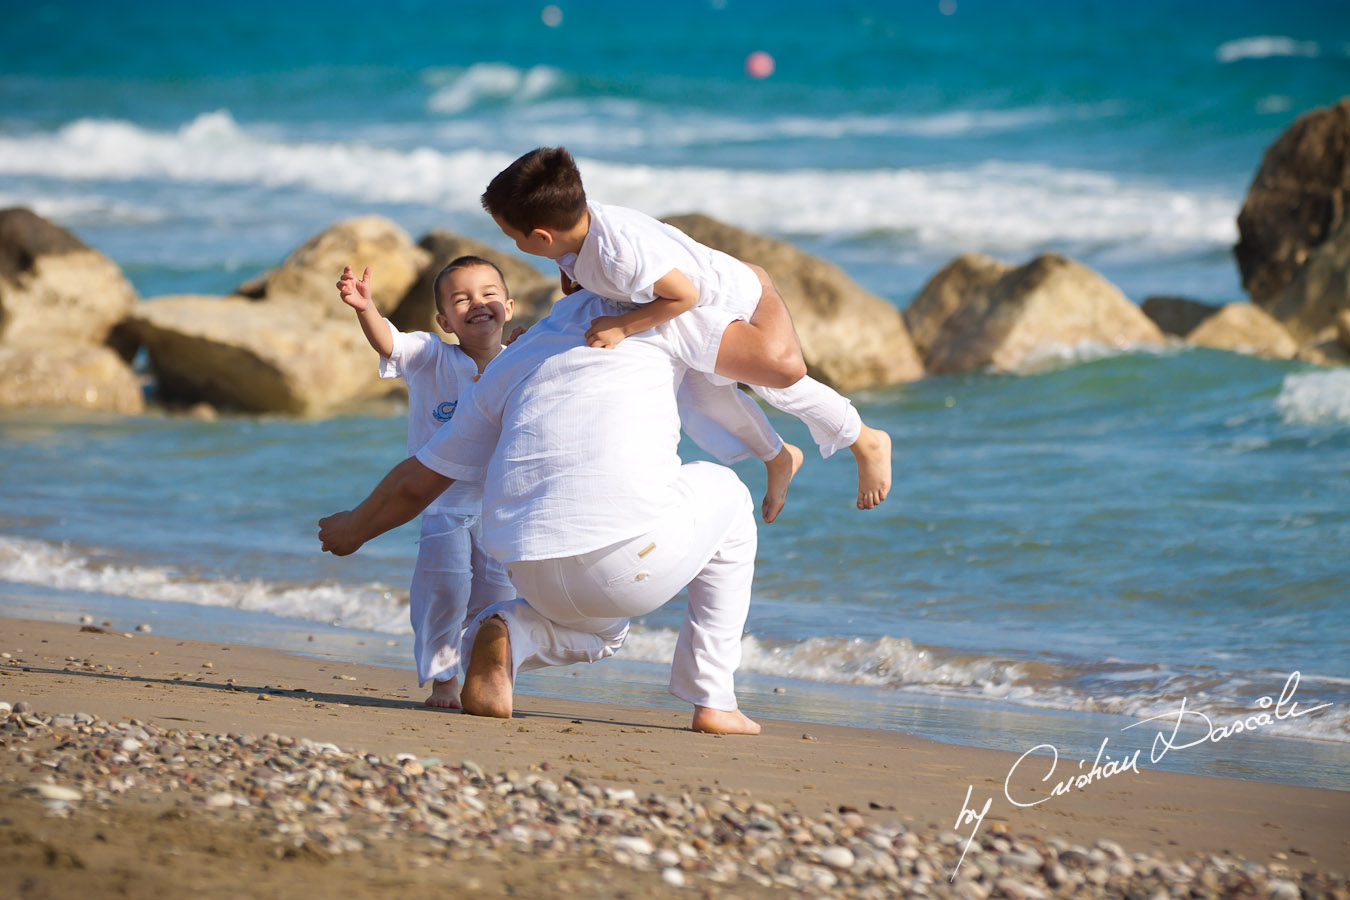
[692,706,761,735]
[460,616,513,718]
[850,424,892,510]
[424,677,461,709]
[762,442,804,523]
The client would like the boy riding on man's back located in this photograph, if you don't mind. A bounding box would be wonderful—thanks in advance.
[481,146,892,512]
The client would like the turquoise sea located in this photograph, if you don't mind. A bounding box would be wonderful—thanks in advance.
[2,1,1348,788]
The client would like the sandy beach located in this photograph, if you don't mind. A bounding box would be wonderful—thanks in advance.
[2,615,1345,898]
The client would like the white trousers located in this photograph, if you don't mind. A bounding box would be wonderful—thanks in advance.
[409,512,516,686]
[678,371,862,465]
[463,462,757,711]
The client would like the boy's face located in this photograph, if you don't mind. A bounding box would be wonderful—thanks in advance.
[435,265,514,343]
[492,215,562,260]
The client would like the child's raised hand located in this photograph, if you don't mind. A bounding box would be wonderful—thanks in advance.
[337,265,374,312]
[585,315,627,349]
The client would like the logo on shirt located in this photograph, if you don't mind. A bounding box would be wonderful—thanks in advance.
[433,401,457,422]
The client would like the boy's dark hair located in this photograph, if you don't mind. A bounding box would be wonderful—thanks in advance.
[480,147,587,234]
[432,255,509,316]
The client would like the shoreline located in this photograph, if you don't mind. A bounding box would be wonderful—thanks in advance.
[3,614,1346,895]
[5,586,1347,793]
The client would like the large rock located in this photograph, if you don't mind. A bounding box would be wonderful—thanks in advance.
[906,253,1165,374]
[129,296,392,415]
[1235,98,1350,304]
[1263,220,1350,345]
[1185,303,1298,359]
[391,230,559,340]
[0,207,138,347]
[0,342,144,413]
[237,216,430,318]
[903,254,1012,359]
[1140,296,1222,337]
[1340,310,1350,352]
[663,214,923,390]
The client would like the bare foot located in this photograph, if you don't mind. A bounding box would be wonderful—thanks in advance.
[692,706,761,735]
[424,677,461,709]
[849,424,892,510]
[460,616,513,718]
[762,442,804,523]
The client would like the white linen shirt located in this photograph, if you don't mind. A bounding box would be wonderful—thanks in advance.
[556,202,762,318]
[415,291,736,563]
[379,320,487,514]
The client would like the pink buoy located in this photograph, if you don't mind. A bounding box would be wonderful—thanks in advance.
[745,50,775,79]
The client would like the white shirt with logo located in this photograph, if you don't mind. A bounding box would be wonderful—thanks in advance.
[380,320,488,514]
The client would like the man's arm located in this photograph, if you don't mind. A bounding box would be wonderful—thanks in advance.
[584,269,699,349]
[317,457,451,556]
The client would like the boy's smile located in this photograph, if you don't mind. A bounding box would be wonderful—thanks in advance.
[435,264,514,345]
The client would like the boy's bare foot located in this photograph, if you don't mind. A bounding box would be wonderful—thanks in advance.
[424,677,461,709]
[850,424,892,510]
[460,616,513,718]
[762,442,804,524]
[692,706,761,735]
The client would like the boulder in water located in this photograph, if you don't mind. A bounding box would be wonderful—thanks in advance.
[0,342,144,413]
[129,295,393,415]
[1185,303,1299,359]
[663,213,924,391]
[1235,98,1350,304]
[0,207,138,348]
[908,253,1163,374]
[1140,296,1222,338]
[236,216,431,319]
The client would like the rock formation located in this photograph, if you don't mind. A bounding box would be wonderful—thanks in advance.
[905,253,1164,374]
[663,214,924,391]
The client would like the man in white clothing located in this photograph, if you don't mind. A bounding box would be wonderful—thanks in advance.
[318,271,805,734]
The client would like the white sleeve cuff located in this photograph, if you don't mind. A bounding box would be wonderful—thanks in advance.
[415,445,485,483]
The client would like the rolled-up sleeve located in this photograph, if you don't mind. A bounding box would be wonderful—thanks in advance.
[415,390,499,482]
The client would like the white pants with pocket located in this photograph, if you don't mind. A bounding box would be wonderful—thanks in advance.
[410,512,517,686]
[678,371,861,464]
[463,462,757,711]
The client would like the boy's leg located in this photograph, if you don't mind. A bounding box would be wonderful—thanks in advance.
[713,264,892,511]
[750,377,892,510]
[712,265,807,389]
[410,515,475,708]
[677,373,803,523]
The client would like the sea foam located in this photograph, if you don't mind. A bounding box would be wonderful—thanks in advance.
[2,532,1344,743]
[0,112,1237,259]
[0,535,409,635]
[423,63,565,114]
[1216,36,1320,63]
[1275,370,1350,425]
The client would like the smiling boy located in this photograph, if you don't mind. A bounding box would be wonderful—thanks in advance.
[337,256,518,708]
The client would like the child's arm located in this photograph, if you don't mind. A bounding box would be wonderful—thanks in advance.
[337,265,395,358]
[584,269,699,349]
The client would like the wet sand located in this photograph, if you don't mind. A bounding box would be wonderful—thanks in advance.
[1,616,1346,898]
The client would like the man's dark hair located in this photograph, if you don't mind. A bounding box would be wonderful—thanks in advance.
[432,255,509,315]
[481,147,587,234]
